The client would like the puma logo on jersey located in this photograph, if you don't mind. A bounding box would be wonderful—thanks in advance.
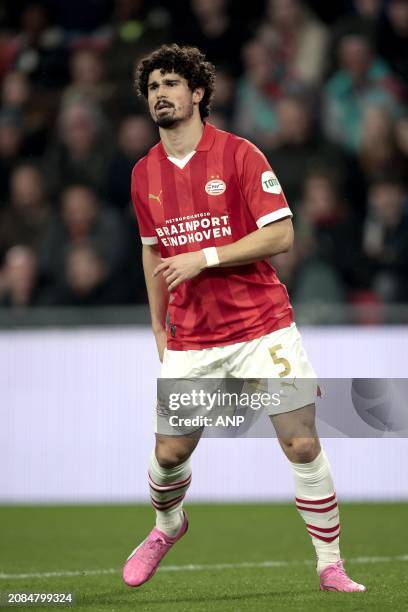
[149,190,162,204]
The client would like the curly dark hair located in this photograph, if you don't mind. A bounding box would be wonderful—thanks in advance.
[135,44,216,120]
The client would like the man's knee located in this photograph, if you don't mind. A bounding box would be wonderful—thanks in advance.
[282,436,320,463]
[155,439,192,468]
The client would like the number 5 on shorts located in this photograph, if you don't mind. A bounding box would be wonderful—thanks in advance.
[269,343,291,377]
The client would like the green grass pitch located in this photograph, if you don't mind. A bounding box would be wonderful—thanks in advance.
[0,503,407,611]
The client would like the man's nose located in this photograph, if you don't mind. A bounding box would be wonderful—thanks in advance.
[156,84,167,96]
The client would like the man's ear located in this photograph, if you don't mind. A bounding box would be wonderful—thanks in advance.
[192,87,205,105]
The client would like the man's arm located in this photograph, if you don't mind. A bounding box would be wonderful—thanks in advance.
[217,217,293,266]
[154,217,293,292]
[143,244,169,361]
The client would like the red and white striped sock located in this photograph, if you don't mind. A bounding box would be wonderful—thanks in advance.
[290,449,341,574]
[148,452,192,537]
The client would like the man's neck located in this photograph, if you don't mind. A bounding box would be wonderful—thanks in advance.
[159,115,205,159]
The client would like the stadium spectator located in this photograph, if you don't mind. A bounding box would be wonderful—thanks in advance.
[106,114,156,211]
[233,37,296,147]
[328,0,383,74]
[44,98,114,197]
[0,163,50,263]
[257,0,329,85]
[394,115,408,179]
[62,48,118,115]
[265,93,349,207]
[293,257,346,314]
[357,105,405,192]
[209,67,235,130]
[0,245,43,308]
[56,241,129,306]
[0,110,26,202]
[173,0,249,76]
[0,70,54,157]
[105,0,172,87]
[363,178,408,302]
[290,170,363,302]
[39,184,127,295]
[7,2,69,89]
[323,33,404,152]
[378,0,408,84]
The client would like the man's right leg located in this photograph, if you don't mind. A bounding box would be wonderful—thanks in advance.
[123,343,224,587]
[149,431,202,536]
[123,430,202,587]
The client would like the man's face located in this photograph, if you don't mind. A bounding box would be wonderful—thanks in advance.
[147,69,201,128]
[369,183,404,226]
[339,36,372,79]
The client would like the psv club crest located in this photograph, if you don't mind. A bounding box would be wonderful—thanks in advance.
[205,177,226,196]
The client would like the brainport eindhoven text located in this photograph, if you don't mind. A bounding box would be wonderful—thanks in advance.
[157,214,231,246]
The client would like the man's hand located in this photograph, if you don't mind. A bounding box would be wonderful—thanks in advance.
[153,251,206,291]
[154,328,167,362]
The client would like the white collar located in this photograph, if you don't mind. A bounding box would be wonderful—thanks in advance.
[167,151,196,169]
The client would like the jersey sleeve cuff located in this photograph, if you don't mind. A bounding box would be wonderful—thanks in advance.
[141,236,158,245]
[256,208,293,228]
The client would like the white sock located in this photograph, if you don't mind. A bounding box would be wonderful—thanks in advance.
[290,449,341,574]
[148,452,191,537]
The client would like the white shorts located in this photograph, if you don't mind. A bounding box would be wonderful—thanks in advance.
[156,323,318,434]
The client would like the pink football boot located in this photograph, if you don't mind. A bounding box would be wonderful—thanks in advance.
[123,511,189,587]
[320,560,366,592]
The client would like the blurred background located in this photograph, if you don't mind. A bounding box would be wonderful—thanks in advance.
[0,0,407,505]
[0,0,406,324]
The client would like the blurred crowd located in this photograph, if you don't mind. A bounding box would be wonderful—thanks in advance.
[0,0,407,314]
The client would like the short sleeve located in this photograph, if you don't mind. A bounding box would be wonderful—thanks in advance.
[131,163,158,245]
[237,141,292,228]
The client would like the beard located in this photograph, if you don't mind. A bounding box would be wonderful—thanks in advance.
[153,101,194,129]
[155,113,179,128]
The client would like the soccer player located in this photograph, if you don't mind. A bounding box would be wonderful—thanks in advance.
[123,44,366,593]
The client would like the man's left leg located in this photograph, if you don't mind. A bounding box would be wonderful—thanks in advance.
[271,404,366,592]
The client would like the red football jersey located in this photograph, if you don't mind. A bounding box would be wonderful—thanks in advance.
[132,122,294,350]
